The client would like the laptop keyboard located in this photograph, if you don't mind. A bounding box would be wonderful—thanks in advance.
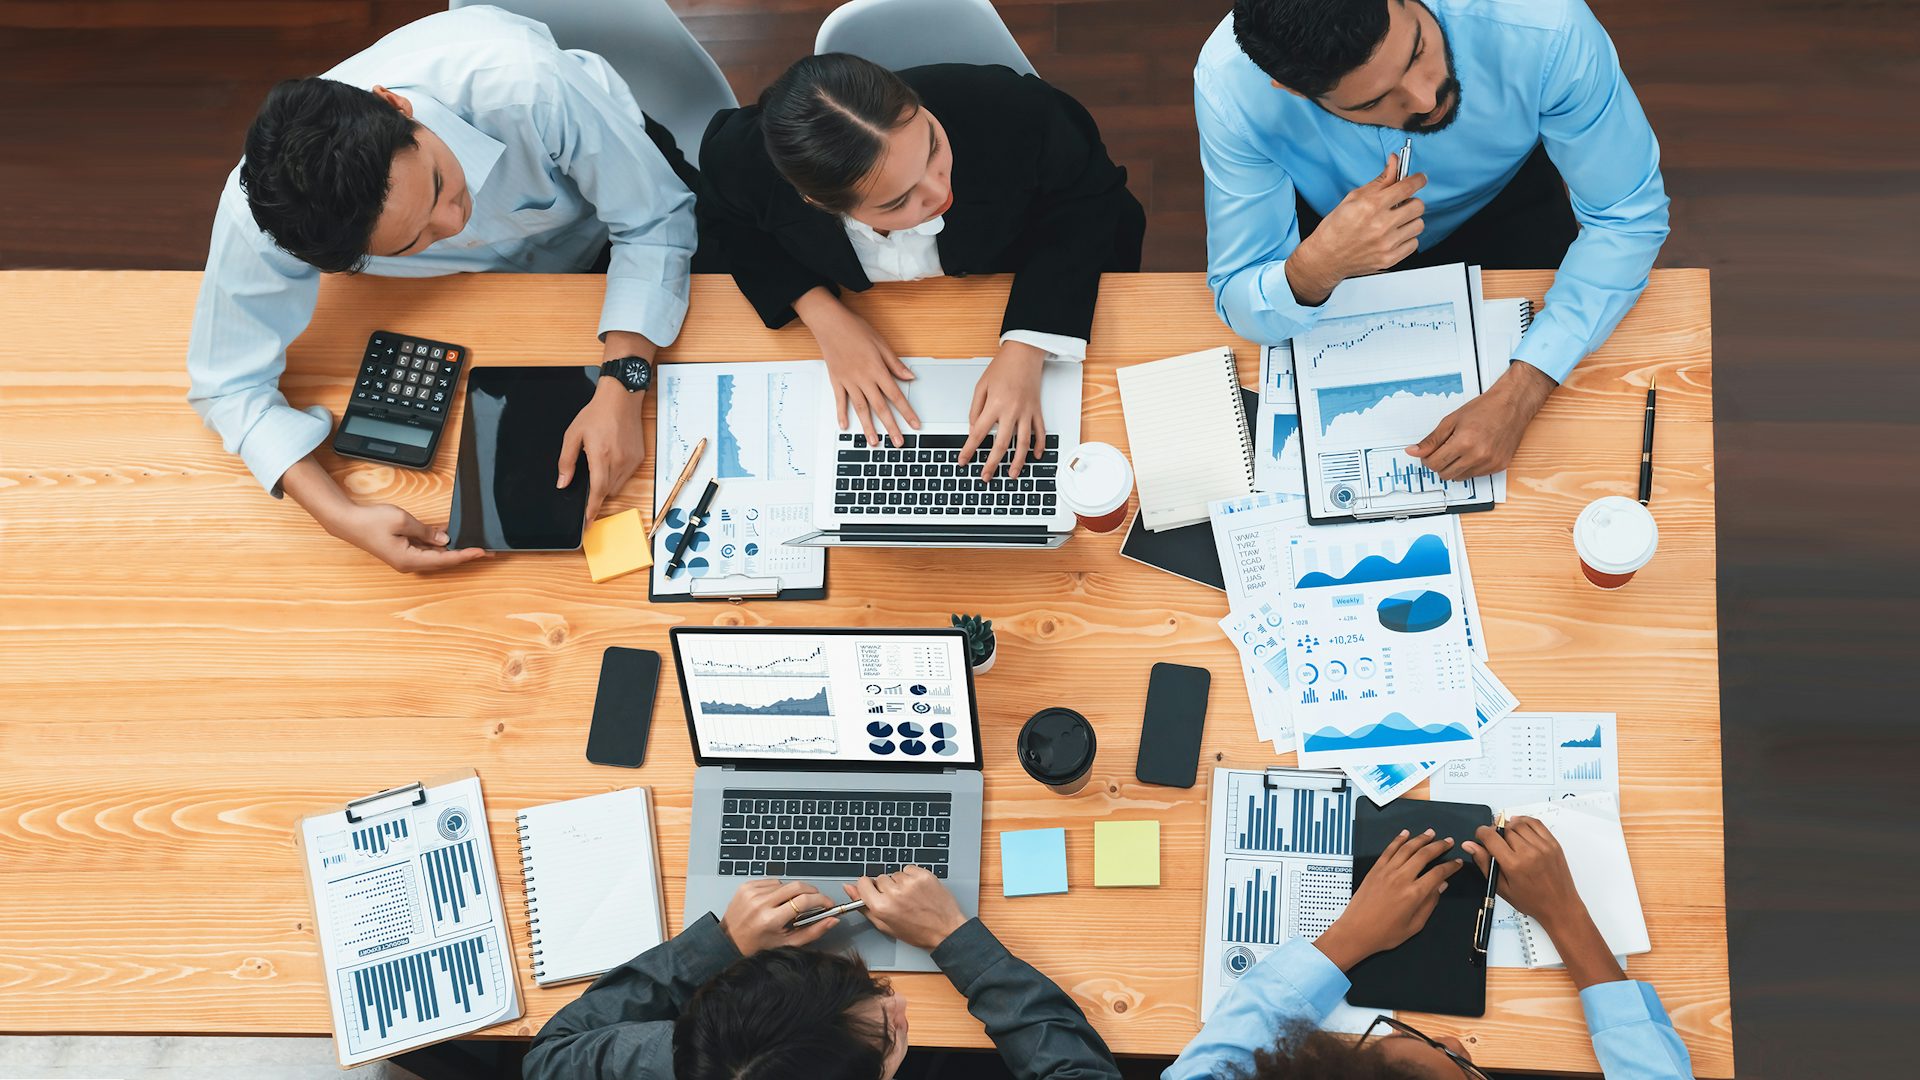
[832,433,1060,518]
[717,789,953,879]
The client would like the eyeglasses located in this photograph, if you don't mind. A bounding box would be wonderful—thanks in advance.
[1357,1016,1489,1079]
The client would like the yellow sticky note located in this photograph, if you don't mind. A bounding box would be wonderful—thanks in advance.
[582,508,653,583]
[1093,820,1160,887]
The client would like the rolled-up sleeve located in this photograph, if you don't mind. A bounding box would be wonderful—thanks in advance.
[535,60,697,346]
[185,183,333,495]
[1581,979,1694,1079]
[1518,0,1670,383]
[1195,75,1325,346]
[1164,938,1351,1080]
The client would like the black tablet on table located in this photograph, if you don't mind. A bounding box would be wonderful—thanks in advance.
[447,365,597,552]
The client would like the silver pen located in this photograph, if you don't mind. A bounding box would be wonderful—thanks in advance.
[1397,137,1414,182]
[787,897,866,930]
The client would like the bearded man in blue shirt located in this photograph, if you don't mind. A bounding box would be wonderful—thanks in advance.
[187,6,701,573]
[1196,0,1670,481]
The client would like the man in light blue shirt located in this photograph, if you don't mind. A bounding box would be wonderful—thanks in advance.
[1165,818,1693,1079]
[187,5,697,572]
[1197,0,1669,480]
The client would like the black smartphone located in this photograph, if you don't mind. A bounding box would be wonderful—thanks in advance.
[1135,662,1210,788]
[586,647,661,768]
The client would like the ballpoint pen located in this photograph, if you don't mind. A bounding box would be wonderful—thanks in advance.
[787,898,867,930]
[1637,373,1658,505]
[1472,812,1505,960]
[1397,137,1414,182]
[665,479,719,578]
[648,437,707,540]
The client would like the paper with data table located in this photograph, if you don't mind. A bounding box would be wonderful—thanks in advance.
[1200,767,1380,1033]
[653,362,824,596]
[1290,264,1494,521]
[298,773,520,1066]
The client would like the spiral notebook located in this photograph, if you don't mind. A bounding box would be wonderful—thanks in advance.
[1500,792,1650,968]
[516,787,666,988]
[1115,347,1255,531]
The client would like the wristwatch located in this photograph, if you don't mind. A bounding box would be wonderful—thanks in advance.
[600,356,653,393]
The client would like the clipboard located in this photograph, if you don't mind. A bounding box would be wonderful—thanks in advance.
[649,571,827,604]
[295,769,522,1068]
[1290,263,1498,525]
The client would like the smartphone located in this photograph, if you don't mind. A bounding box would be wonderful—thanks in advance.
[1135,662,1210,788]
[586,647,660,768]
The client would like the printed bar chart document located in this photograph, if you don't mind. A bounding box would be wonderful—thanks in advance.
[1290,264,1495,523]
[297,772,520,1067]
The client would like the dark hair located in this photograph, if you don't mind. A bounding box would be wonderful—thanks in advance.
[239,77,419,273]
[673,947,892,1080]
[1235,1022,1426,1080]
[758,53,922,214]
[1233,0,1401,100]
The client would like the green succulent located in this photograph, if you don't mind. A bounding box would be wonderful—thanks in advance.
[950,613,995,664]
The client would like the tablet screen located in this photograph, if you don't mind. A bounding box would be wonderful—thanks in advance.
[447,366,597,551]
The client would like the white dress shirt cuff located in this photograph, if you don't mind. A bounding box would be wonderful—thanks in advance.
[241,403,335,497]
[599,275,690,349]
[998,330,1087,362]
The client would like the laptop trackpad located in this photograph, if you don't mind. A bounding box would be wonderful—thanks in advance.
[817,911,897,965]
[903,362,986,425]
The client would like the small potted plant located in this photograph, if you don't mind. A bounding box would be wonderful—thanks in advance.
[951,613,996,673]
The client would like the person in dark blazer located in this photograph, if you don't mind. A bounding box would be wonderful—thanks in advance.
[522,868,1121,1080]
[699,54,1145,479]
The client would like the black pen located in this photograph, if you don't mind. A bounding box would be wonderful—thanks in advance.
[1472,813,1505,960]
[665,479,719,578]
[1637,373,1658,505]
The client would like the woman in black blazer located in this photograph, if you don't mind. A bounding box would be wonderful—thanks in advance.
[699,54,1145,477]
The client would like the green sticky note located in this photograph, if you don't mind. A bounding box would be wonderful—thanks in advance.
[1093,820,1160,887]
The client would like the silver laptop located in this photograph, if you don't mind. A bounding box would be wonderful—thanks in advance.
[789,357,1083,549]
[674,626,985,972]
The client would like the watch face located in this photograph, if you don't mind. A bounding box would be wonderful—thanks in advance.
[606,357,652,391]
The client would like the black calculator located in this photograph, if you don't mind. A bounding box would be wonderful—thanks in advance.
[333,331,465,468]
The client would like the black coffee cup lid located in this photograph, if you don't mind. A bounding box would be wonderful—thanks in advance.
[1019,708,1095,783]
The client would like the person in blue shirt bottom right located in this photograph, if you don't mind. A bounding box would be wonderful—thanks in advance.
[1166,818,1693,1079]
[1196,0,1670,483]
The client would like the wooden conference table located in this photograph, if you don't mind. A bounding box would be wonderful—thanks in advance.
[0,270,1729,1075]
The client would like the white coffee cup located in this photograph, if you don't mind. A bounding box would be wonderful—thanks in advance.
[1573,496,1659,589]
[1059,442,1134,533]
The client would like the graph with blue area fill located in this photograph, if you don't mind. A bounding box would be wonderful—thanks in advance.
[1561,725,1604,748]
[1270,414,1300,463]
[346,932,498,1045]
[1296,533,1451,588]
[353,818,407,857]
[1303,712,1474,753]
[421,839,486,931]
[700,686,830,716]
[715,375,746,477]
[1315,373,1463,437]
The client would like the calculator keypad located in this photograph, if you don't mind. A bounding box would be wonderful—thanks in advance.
[353,334,460,415]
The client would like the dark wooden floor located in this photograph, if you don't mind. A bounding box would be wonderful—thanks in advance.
[4,1,1917,1076]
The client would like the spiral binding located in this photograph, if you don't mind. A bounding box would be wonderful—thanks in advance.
[1226,348,1257,487]
[517,813,546,979]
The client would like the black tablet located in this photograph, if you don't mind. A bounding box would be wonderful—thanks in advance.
[447,365,597,551]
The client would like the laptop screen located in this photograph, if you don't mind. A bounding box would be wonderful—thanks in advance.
[671,628,982,769]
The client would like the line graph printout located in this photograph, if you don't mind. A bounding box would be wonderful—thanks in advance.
[1255,345,1305,493]
[1430,713,1619,808]
[679,631,977,764]
[654,362,824,596]
[301,775,519,1065]
[1280,518,1478,769]
[1202,768,1380,1033]
[1291,265,1490,519]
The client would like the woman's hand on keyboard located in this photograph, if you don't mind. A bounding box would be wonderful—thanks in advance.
[720,878,840,955]
[960,339,1047,480]
[796,286,921,447]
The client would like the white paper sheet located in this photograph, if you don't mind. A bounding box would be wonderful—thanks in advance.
[1342,661,1520,805]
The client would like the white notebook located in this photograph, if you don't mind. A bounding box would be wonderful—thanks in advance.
[1504,792,1651,968]
[516,788,666,987]
[1115,347,1256,531]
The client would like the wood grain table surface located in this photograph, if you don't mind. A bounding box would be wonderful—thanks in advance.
[0,269,1727,1075]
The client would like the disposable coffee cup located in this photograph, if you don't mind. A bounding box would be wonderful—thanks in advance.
[1573,496,1659,589]
[1018,707,1097,795]
[1060,442,1134,533]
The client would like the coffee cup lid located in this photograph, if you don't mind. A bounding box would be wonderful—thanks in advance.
[1060,443,1133,516]
[1019,708,1096,783]
[1574,496,1659,573]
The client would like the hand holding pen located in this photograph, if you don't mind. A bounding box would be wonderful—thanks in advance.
[1471,813,1505,961]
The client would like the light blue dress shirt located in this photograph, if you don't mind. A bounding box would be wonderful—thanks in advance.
[1163,937,1694,1079]
[1194,0,1670,384]
[187,5,696,492]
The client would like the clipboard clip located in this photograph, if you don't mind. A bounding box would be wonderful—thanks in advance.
[1262,766,1350,793]
[1344,487,1452,522]
[345,781,427,823]
[690,574,785,604]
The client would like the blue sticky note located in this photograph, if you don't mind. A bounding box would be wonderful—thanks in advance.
[999,828,1068,897]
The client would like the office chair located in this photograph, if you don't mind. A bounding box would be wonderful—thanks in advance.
[814,0,1038,76]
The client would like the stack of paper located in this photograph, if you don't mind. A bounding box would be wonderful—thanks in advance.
[1213,507,1517,804]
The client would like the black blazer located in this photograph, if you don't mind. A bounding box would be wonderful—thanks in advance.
[698,63,1145,340]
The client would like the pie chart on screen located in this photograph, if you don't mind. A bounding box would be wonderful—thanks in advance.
[1377,590,1452,633]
